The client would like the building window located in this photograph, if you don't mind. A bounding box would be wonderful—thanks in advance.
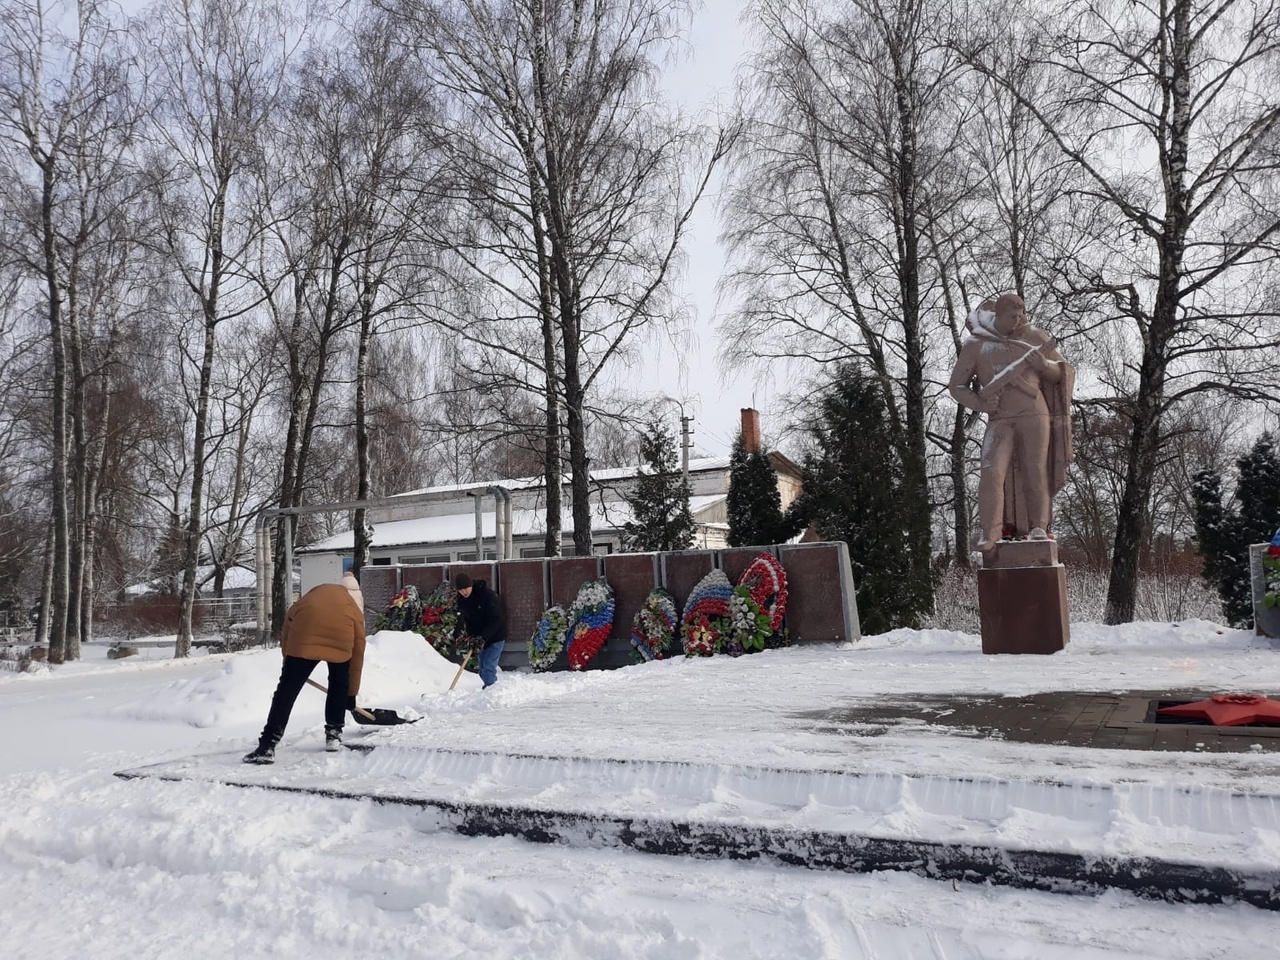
[520,547,546,559]
[371,557,392,566]
[399,557,426,565]
[455,551,497,562]
[398,555,450,565]
[592,543,613,556]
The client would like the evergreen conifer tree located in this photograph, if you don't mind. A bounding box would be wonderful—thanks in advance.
[1192,432,1280,626]
[621,422,696,552]
[790,369,928,633]
[727,432,786,546]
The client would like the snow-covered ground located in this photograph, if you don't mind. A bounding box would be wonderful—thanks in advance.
[3,623,1279,958]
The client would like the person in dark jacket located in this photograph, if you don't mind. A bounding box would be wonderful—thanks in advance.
[452,572,506,688]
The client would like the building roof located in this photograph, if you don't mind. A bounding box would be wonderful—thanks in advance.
[387,456,732,500]
[300,494,727,553]
[124,564,295,596]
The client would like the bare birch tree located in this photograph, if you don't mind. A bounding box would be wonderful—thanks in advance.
[960,0,1280,622]
[724,0,970,608]
[384,0,728,555]
[0,0,139,660]
[141,0,294,656]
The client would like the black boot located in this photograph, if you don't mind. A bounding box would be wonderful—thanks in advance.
[243,736,277,764]
[324,725,343,752]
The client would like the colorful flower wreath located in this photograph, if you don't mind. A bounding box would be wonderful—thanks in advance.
[736,553,789,649]
[630,588,678,662]
[528,605,570,672]
[727,586,772,655]
[375,585,423,633]
[680,569,733,657]
[1264,530,1280,609]
[416,581,461,658]
[567,577,615,671]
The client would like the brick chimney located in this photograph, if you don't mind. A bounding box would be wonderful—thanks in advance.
[740,408,762,453]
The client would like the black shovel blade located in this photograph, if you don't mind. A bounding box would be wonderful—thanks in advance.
[350,706,419,726]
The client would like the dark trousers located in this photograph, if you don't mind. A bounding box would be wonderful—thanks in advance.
[259,655,349,744]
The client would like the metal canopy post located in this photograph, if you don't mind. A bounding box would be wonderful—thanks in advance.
[283,515,294,608]
[504,490,514,558]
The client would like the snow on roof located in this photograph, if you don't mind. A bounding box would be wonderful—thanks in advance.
[300,494,727,553]
[123,564,295,596]
[388,456,732,500]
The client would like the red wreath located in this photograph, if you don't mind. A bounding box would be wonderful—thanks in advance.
[738,553,788,631]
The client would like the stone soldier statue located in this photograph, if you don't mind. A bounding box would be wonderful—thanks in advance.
[948,293,1074,555]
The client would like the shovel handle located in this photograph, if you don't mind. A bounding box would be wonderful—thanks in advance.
[305,677,378,722]
[449,652,472,691]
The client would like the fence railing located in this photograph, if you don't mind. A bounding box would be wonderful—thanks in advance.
[92,595,257,637]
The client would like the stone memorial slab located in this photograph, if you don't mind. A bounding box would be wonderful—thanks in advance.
[602,553,659,641]
[446,561,497,592]
[401,564,447,595]
[586,554,661,670]
[496,559,549,671]
[777,542,861,644]
[359,566,400,633]
[549,557,603,609]
[659,550,716,613]
[717,546,778,587]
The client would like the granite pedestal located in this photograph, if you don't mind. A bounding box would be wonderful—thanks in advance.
[977,540,1069,655]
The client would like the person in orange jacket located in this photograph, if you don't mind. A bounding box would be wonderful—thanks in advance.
[243,562,366,763]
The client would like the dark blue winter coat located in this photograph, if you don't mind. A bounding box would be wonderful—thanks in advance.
[453,580,507,648]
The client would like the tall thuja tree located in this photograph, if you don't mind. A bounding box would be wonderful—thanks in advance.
[1191,433,1280,627]
[726,433,785,547]
[621,420,694,552]
[962,0,1280,623]
[792,369,925,633]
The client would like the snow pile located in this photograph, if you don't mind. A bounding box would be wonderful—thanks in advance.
[106,653,276,727]
[861,619,1258,654]
[1068,619,1251,651]
[106,630,481,728]
[4,617,1280,956]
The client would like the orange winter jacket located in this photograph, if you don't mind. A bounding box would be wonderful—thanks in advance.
[281,582,366,695]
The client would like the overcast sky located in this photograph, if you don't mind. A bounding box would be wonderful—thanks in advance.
[113,0,762,457]
[652,0,764,458]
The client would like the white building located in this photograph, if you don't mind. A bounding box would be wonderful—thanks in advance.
[297,451,803,593]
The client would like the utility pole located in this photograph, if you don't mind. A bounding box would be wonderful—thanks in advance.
[680,414,693,488]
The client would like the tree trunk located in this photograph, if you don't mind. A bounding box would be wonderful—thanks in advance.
[41,161,70,664]
[1104,0,1191,624]
[353,287,374,573]
[176,185,228,658]
[891,43,935,610]
[272,240,346,637]
[559,287,591,555]
[36,514,54,647]
[271,276,308,638]
[950,404,971,569]
[66,271,86,661]
[536,205,562,557]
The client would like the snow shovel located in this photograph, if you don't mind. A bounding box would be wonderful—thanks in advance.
[449,651,473,691]
[304,678,418,725]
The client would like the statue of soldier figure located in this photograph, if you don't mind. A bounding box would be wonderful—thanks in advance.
[948,293,1075,556]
